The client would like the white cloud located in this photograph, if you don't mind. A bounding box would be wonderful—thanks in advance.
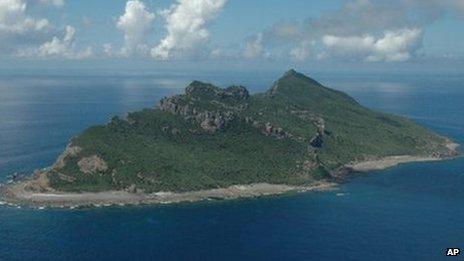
[102,43,114,57]
[322,28,422,62]
[117,0,155,57]
[38,0,64,7]
[243,33,265,59]
[18,25,93,59]
[290,41,314,61]
[151,0,227,60]
[0,0,51,35]
[0,0,90,59]
[241,0,464,62]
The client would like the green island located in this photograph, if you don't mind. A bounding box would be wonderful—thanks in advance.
[3,70,459,207]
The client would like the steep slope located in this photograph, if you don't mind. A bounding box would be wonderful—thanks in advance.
[20,70,458,193]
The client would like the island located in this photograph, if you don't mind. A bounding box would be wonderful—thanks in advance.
[2,70,459,207]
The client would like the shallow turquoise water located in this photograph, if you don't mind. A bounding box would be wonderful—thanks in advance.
[0,72,462,260]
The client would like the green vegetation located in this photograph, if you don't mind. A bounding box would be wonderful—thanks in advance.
[46,70,452,192]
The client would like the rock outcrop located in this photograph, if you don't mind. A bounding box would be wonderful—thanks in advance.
[244,117,292,139]
[158,82,249,133]
[77,155,108,174]
[291,110,327,150]
[53,145,82,170]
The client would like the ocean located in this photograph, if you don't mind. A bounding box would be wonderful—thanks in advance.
[0,71,463,260]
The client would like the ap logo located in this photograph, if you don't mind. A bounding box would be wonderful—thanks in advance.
[446,248,460,256]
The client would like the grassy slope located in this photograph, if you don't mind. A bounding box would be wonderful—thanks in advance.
[51,111,311,192]
[266,71,448,168]
[48,70,449,192]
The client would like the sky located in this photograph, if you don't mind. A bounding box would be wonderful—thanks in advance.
[1,0,464,73]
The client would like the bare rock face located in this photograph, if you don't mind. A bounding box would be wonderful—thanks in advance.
[157,82,250,134]
[77,155,108,174]
[125,184,137,193]
[197,111,233,133]
[223,85,249,100]
[157,96,191,116]
[263,122,290,139]
[244,117,292,139]
[184,81,249,100]
[158,98,235,133]
[24,170,52,192]
[53,145,82,170]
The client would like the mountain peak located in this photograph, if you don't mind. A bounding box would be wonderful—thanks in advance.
[284,69,299,77]
[267,69,324,97]
[280,69,319,83]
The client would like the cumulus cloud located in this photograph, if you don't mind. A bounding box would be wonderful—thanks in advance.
[242,0,464,62]
[117,0,155,57]
[18,25,93,59]
[0,0,91,59]
[151,0,228,60]
[0,0,51,36]
[321,28,422,62]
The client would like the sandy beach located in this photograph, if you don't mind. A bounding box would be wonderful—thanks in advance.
[2,141,459,209]
[346,141,460,172]
[1,182,336,208]
[345,155,442,172]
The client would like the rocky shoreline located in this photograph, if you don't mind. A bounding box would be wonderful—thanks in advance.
[346,141,460,172]
[328,141,460,183]
[1,142,459,209]
[1,182,336,209]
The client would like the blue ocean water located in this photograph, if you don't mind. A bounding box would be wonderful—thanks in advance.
[0,71,463,261]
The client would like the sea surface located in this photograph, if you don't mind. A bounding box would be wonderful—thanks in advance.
[0,71,463,261]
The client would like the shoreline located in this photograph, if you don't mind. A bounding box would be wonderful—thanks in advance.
[1,142,459,209]
[1,182,337,209]
[345,141,460,172]
[345,155,442,172]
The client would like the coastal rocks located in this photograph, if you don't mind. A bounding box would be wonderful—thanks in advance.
[53,145,82,170]
[77,155,108,174]
[125,184,145,194]
[125,184,137,193]
[24,170,51,192]
[443,140,460,157]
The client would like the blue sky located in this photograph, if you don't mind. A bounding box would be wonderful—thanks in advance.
[1,0,463,73]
